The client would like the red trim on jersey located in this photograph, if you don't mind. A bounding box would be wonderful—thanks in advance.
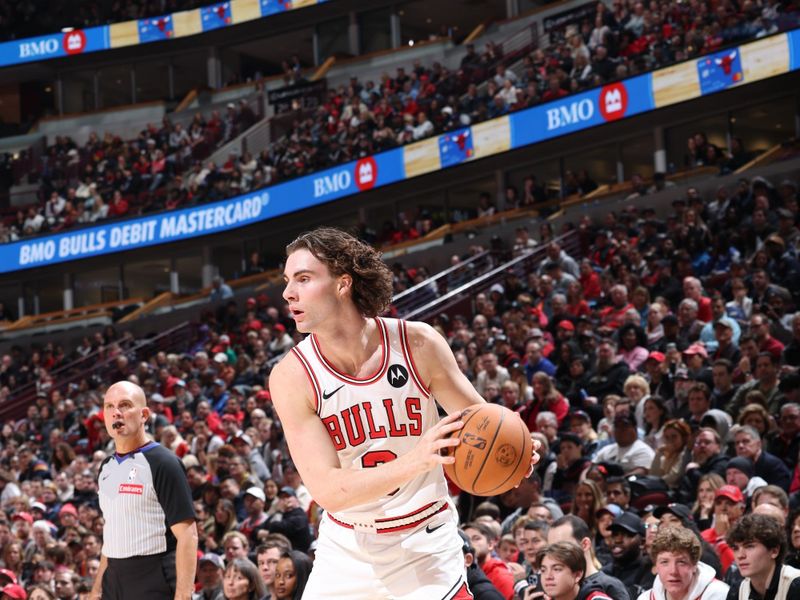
[399,320,431,397]
[450,582,473,600]
[310,318,389,385]
[328,501,448,533]
[291,347,322,414]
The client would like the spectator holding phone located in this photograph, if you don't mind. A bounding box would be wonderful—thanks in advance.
[523,542,612,600]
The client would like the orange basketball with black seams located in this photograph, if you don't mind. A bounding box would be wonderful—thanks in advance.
[442,403,532,497]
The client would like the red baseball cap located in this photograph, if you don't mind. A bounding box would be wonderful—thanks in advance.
[647,351,666,363]
[683,343,708,359]
[0,569,17,584]
[12,512,32,524]
[715,485,744,504]
[557,320,575,331]
[1,583,26,599]
[255,390,271,402]
[59,503,78,516]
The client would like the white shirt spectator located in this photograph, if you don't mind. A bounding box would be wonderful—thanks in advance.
[412,117,434,141]
[498,83,519,106]
[594,439,655,474]
[45,195,66,221]
[24,211,45,232]
[475,366,510,398]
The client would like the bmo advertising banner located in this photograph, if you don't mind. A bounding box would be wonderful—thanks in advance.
[2,31,800,272]
[0,0,328,70]
[509,76,654,148]
[0,27,107,68]
[0,149,405,273]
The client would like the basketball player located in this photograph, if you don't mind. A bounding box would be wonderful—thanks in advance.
[271,228,539,599]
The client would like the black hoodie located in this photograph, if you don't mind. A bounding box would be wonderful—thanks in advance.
[466,563,504,600]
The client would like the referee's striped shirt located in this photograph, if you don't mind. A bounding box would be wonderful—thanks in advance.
[97,441,195,558]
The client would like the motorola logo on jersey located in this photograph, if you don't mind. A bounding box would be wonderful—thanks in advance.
[355,157,377,191]
[599,82,628,122]
[387,364,409,388]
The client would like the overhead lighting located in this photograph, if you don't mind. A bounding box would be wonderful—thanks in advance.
[62,27,74,33]
[408,40,414,46]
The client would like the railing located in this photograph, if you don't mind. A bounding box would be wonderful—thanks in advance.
[1,297,144,333]
[0,321,197,422]
[401,229,579,322]
[392,250,492,317]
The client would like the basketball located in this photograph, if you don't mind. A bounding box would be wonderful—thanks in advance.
[443,403,532,497]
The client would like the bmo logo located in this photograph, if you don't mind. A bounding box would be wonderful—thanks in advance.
[313,170,351,198]
[355,157,377,191]
[545,98,594,131]
[599,83,628,122]
[63,30,87,55]
[19,38,59,59]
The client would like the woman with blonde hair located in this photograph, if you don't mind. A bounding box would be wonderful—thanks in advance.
[159,425,189,458]
[692,473,725,531]
[650,420,692,489]
[571,479,604,535]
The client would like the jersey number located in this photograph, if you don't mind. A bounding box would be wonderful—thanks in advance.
[361,450,399,496]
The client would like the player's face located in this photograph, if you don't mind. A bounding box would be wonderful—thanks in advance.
[273,557,298,600]
[258,547,281,585]
[540,556,581,598]
[282,249,344,334]
[223,567,251,599]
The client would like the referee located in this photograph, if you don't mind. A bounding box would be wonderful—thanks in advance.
[89,381,198,600]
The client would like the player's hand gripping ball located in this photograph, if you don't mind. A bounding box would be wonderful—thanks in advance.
[443,403,533,496]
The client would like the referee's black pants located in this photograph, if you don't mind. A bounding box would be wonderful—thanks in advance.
[102,550,176,600]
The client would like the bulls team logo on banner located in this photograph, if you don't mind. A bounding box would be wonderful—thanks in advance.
[599,82,628,122]
[355,157,377,191]
[62,30,86,55]
[387,364,409,388]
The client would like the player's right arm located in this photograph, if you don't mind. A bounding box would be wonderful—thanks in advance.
[270,352,463,514]
[88,554,108,600]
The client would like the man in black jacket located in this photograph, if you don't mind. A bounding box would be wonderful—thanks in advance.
[734,425,791,490]
[601,512,654,600]
[548,515,629,600]
[255,487,312,553]
[678,427,729,504]
[457,530,504,600]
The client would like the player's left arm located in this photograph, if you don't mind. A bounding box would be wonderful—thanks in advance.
[405,321,485,413]
[171,519,198,600]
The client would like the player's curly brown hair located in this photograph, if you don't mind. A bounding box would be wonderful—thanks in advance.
[286,227,393,318]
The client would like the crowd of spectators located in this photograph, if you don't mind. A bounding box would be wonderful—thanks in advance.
[0,101,260,243]
[261,0,798,182]
[6,0,799,246]
[0,168,797,597]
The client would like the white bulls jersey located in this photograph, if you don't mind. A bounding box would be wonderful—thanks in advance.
[291,317,448,523]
